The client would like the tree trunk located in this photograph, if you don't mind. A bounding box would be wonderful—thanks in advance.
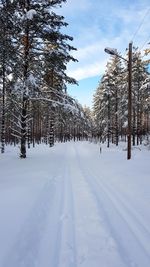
[49,114,54,147]
[1,61,6,153]
[132,107,136,146]
[20,94,27,158]
[1,24,6,153]
[20,4,30,158]
[107,94,110,148]
[115,88,119,146]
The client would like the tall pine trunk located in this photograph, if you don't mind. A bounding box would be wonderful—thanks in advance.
[1,61,6,153]
[132,107,136,146]
[136,88,140,146]
[1,23,6,154]
[20,94,28,158]
[115,87,119,146]
[20,1,30,158]
[107,93,110,148]
[49,70,55,147]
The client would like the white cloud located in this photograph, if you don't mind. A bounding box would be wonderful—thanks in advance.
[60,0,92,13]
[67,60,107,80]
[63,0,150,107]
[61,1,150,81]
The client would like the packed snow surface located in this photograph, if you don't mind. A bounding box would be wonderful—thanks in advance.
[0,141,150,267]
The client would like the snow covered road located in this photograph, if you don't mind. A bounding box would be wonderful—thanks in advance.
[0,141,150,267]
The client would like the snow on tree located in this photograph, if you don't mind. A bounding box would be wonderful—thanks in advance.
[93,47,150,148]
[0,0,92,157]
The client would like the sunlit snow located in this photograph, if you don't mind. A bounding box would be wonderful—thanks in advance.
[0,141,149,267]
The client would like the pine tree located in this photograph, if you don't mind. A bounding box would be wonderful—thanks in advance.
[2,0,78,157]
[93,47,150,150]
[0,1,17,153]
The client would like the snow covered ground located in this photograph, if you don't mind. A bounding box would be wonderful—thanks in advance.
[0,141,150,267]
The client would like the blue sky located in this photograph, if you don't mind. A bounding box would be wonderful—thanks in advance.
[58,0,150,108]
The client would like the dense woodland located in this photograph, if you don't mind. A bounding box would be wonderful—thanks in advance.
[0,0,92,158]
[93,48,150,148]
[0,0,150,158]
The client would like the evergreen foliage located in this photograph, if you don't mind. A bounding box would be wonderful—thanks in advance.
[93,47,150,147]
[0,0,92,157]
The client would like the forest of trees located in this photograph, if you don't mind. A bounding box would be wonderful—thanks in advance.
[0,0,92,158]
[93,47,150,148]
[0,1,150,159]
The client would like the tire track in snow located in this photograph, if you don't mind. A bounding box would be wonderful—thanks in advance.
[74,145,150,267]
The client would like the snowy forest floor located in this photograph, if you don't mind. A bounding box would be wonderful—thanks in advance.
[0,141,150,267]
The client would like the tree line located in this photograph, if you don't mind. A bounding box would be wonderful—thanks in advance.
[93,47,150,148]
[1,1,149,158]
[0,0,92,158]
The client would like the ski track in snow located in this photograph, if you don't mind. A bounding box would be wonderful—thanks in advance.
[56,150,77,267]
[42,144,77,267]
[1,142,150,267]
[73,143,150,267]
[2,145,77,267]
[69,144,126,267]
[2,160,65,267]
